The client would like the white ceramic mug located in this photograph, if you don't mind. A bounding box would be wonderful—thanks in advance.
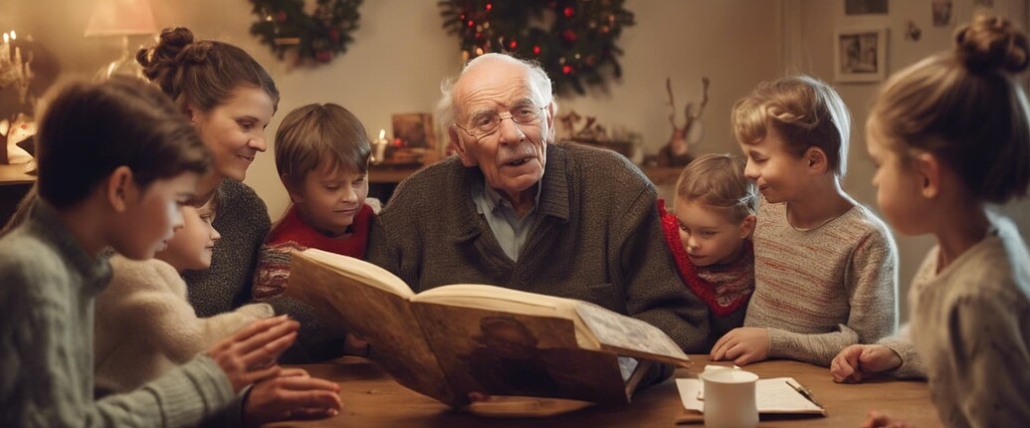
[700,368,759,428]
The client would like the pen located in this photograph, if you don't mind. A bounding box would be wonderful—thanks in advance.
[786,379,824,409]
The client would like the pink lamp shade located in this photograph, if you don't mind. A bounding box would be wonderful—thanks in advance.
[83,0,158,37]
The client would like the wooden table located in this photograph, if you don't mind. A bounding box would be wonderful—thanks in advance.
[270,355,941,427]
[0,163,35,225]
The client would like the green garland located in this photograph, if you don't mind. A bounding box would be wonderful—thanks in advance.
[249,0,362,64]
[439,0,635,95]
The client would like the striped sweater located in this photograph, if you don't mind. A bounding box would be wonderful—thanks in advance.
[744,200,898,366]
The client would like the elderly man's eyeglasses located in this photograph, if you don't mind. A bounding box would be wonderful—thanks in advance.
[454,105,546,140]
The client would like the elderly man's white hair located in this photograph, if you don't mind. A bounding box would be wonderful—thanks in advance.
[435,53,557,133]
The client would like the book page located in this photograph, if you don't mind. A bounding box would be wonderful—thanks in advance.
[410,302,634,404]
[675,377,825,415]
[287,250,460,405]
[575,302,690,365]
[296,248,415,299]
[412,284,600,350]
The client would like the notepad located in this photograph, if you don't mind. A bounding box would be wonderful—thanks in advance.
[676,376,826,416]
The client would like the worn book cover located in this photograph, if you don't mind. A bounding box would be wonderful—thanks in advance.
[287,248,691,408]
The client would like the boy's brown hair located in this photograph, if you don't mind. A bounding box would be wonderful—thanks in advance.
[732,75,851,178]
[674,153,758,223]
[274,103,371,189]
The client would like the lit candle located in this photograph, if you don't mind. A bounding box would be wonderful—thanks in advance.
[13,47,22,80]
[375,129,388,163]
[2,32,9,66]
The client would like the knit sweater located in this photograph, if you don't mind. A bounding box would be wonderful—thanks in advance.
[183,179,270,317]
[251,203,374,363]
[95,256,274,395]
[882,215,1030,427]
[0,201,234,427]
[367,143,711,353]
[744,200,898,366]
[253,203,374,300]
[658,200,754,347]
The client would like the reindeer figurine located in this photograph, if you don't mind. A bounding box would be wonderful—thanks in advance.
[658,76,709,167]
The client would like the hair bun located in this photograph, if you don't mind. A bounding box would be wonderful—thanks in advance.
[954,14,1030,74]
[136,27,196,79]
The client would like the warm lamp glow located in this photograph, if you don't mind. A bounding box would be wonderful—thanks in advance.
[84,0,158,37]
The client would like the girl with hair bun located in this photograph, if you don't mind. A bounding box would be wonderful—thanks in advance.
[829,14,1030,427]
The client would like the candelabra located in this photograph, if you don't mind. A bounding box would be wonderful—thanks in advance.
[0,31,34,105]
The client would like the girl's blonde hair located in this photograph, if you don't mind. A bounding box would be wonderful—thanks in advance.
[869,14,1030,203]
[674,153,758,223]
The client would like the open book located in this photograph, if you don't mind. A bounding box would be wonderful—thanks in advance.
[286,249,692,408]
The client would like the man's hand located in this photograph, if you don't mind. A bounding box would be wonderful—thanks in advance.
[206,315,299,393]
[831,344,902,383]
[243,368,342,428]
[710,327,769,365]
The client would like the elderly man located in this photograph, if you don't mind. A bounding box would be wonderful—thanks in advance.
[368,53,709,354]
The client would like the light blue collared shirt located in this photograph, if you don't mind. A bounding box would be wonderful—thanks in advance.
[471,180,542,262]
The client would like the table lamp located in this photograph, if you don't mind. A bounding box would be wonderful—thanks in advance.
[83,0,157,78]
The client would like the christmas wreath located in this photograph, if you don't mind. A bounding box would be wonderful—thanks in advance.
[439,0,635,95]
[249,0,362,64]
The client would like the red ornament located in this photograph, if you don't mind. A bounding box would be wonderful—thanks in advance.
[328,28,340,43]
[467,20,475,27]
[562,30,578,43]
[276,11,287,22]
[485,3,492,10]
[316,50,332,63]
[562,65,573,74]
[563,7,575,18]
[532,45,541,55]
[509,40,517,49]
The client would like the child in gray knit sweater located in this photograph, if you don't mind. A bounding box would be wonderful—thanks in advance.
[830,14,1030,427]
[0,77,340,427]
[712,75,899,367]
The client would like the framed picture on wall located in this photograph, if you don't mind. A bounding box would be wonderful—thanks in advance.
[834,27,887,83]
[391,112,437,150]
[844,0,888,15]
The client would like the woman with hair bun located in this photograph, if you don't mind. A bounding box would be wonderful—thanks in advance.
[829,14,1030,427]
[136,27,344,426]
[137,27,277,318]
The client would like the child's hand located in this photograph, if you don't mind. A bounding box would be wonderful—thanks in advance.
[861,410,912,428]
[242,368,342,428]
[238,302,275,319]
[709,327,769,365]
[830,344,902,383]
[206,315,299,393]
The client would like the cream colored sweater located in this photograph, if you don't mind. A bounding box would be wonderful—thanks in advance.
[744,201,898,366]
[882,215,1030,427]
[94,256,274,394]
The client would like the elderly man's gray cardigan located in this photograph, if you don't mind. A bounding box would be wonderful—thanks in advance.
[368,142,710,353]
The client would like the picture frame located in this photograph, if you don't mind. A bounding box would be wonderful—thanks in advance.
[844,0,888,15]
[390,112,437,150]
[834,27,887,83]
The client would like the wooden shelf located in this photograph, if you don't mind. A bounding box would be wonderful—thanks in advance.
[0,163,35,186]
